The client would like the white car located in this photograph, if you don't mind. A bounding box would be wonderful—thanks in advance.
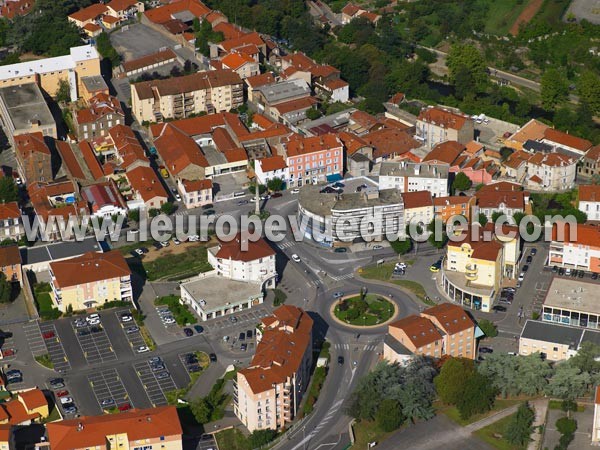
[518,272,525,282]
[136,346,150,353]
[121,315,132,323]
[174,194,182,202]
[163,318,175,325]
[291,188,300,194]
[59,397,73,404]
[291,254,301,263]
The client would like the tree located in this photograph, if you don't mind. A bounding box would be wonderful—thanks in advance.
[540,68,568,110]
[96,32,120,66]
[267,177,284,192]
[545,364,591,400]
[128,209,140,223]
[569,342,600,373]
[576,70,600,115]
[456,371,496,420]
[390,238,412,255]
[555,416,577,435]
[452,172,472,193]
[305,107,322,120]
[148,208,160,218]
[55,79,70,103]
[446,44,488,92]
[491,211,503,223]
[190,397,212,424]
[376,399,404,431]
[478,319,497,337]
[504,402,535,446]
[513,212,526,226]
[477,213,488,227]
[0,177,18,203]
[0,272,11,304]
[248,429,278,448]
[160,202,176,215]
[248,182,266,195]
[561,399,578,418]
[434,358,475,405]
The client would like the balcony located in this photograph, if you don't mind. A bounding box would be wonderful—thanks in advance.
[465,264,478,281]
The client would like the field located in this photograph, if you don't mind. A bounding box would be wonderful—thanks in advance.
[473,411,526,450]
[476,0,531,35]
[509,0,544,35]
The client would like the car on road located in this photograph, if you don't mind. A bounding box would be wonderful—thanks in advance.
[492,305,507,312]
[238,332,245,341]
[101,399,114,407]
[183,328,193,337]
[558,267,565,275]
[193,325,203,333]
[518,272,525,282]
[136,346,150,353]
[552,265,558,273]
[271,192,282,198]
[237,200,249,206]
[290,188,300,194]
[126,326,139,334]
[333,247,347,253]
[6,370,22,381]
[526,255,533,263]
[373,245,383,250]
[579,270,585,278]
[55,390,69,398]
[291,254,301,263]
[565,268,572,276]
[209,353,217,362]
[516,281,522,288]
[593,273,599,280]
[59,397,73,405]
[42,331,55,339]
[429,261,442,272]
[174,194,182,202]
[479,347,494,354]
[49,378,65,389]
[333,291,344,299]
[156,371,170,380]
[338,356,344,365]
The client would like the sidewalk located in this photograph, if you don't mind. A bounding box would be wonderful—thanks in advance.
[528,398,548,450]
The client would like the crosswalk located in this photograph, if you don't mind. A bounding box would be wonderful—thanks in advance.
[174,210,188,217]
[333,343,380,352]
[277,241,296,250]
[330,273,353,281]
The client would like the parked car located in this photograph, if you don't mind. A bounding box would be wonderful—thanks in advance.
[492,305,507,312]
[101,398,114,407]
[156,371,170,380]
[246,330,253,339]
[333,247,348,253]
[565,268,572,276]
[238,332,245,341]
[153,242,163,250]
[578,270,585,278]
[42,331,55,339]
[193,325,204,333]
[559,267,565,275]
[188,365,201,373]
[73,319,87,328]
[63,405,77,414]
[429,261,442,272]
[479,347,494,354]
[120,313,132,322]
[56,390,69,397]
[241,343,247,351]
[59,397,73,405]
[530,248,537,255]
[518,272,525,282]
[49,378,65,389]
[183,328,193,337]
[291,254,301,263]
[552,265,558,273]
[118,403,131,412]
[86,313,100,323]
[271,192,282,198]
[149,356,162,364]
[522,265,529,272]
[373,245,383,250]
[593,273,599,280]
[136,346,150,353]
[290,188,300,194]
[151,362,165,372]
[526,255,533,263]
[126,326,139,334]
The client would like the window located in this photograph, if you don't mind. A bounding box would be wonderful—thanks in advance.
[553,347,558,351]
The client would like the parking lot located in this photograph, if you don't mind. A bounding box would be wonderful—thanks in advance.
[115,312,148,354]
[72,321,117,365]
[209,307,270,334]
[155,305,180,332]
[133,359,177,407]
[0,330,17,361]
[196,435,219,450]
[23,321,48,357]
[88,369,132,411]
[38,322,71,373]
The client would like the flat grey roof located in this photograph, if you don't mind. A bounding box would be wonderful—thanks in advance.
[0,83,55,132]
[520,320,583,349]
[81,75,108,93]
[20,237,103,265]
[255,79,310,104]
[543,277,599,313]
[378,161,449,179]
[202,146,227,167]
[182,274,262,312]
[299,108,356,135]
[384,334,412,356]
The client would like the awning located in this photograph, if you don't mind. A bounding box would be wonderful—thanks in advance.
[326,173,343,182]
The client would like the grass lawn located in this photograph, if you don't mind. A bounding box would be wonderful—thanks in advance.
[215,428,251,450]
[359,264,433,305]
[352,420,395,449]
[145,245,212,281]
[440,399,523,426]
[194,351,210,369]
[548,400,585,412]
[34,354,54,369]
[477,0,529,35]
[33,283,61,320]
[42,406,62,423]
[473,412,525,450]
[393,280,434,306]
[334,294,395,326]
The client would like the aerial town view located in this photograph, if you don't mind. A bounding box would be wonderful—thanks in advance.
[0,0,597,449]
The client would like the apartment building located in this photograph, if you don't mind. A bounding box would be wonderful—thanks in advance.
[48,250,132,312]
[0,245,22,286]
[46,406,183,450]
[0,203,23,243]
[548,223,600,274]
[416,106,474,148]
[177,178,213,209]
[525,151,577,191]
[578,145,600,180]
[254,155,288,186]
[74,93,124,140]
[235,305,313,431]
[384,303,477,364]
[207,234,276,288]
[433,195,476,224]
[14,133,52,184]
[0,45,100,101]
[378,161,449,198]
[475,187,531,224]
[282,133,343,187]
[131,70,243,123]
[578,184,600,222]
[401,190,434,228]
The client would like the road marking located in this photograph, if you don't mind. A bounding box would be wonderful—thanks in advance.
[277,242,295,250]
[330,273,353,281]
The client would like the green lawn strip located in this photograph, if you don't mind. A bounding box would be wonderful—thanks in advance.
[351,419,396,450]
[215,428,251,450]
[359,264,434,306]
[155,295,196,325]
[441,399,523,426]
[548,400,584,412]
[33,283,61,320]
[34,354,54,369]
[42,406,62,423]
[473,411,525,450]
[303,366,328,415]
[145,246,212,281]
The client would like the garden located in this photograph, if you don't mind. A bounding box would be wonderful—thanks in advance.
[333,291,395,326]
[154,295,197,326]
[33,282,61,321]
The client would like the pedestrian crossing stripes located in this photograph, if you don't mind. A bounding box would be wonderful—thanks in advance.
[332,343,379,351]
[330,273,354,281]
[174,210,188,216]
[276,241,295,249]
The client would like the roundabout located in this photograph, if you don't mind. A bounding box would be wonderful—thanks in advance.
[329,292,399,329]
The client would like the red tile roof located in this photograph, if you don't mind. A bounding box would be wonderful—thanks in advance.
[0,0,33,19]
[245,72,275,88]
[127,165,168,203]
[221,51,255,70]
[258,155,287,173]
[220,32,265,53]
[337,131,370,155]
[579,185,600,203]
[213,21,244,40]
[417,107,471,130]
[47,406,182,450]
[50,250,130,288]
[107,0,140,13]
[14,132,50,158]
[0,245,21,268]
[551,223,600,248]
[215,234,275,262]
[273,96,318,115]
[18,389,47,412]
[402,190,433,210]
[286,133,341,157]
[133,70,241,100]
[543,128,592,151]
[68,3,108,23]
[144,0,210,24]
[122,48,177,73]
[585,145,600,162]
[3,399,38,425]
[182,178,212,192]
[447,231,503,261]
[79,141,105,181]
[0,202,20,221]
[362,129,420,159]
[421,303,475,335]
[389,315,443,348]
[153,123,208,174]
[476,189,528,210]
[423,141,465,165]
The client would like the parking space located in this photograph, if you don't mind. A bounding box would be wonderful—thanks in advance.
[0,330,17,361]
[115,312,147,354]
[196,435,218,450]
[22,321,48,357]
[206,307,269,334]
[155,305,180,332]
[38,322,70,373]
[88,369,132,411]
[133,359,177,407]
[72,321,117,365]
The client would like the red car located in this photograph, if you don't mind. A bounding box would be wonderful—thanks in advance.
[1,349,15,357]
[56,390,69,398]
[118,403,131,412]
[42,331,55,339]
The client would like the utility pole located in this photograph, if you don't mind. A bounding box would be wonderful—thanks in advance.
[255,180,261,215]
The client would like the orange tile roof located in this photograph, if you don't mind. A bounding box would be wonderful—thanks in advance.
[245,72,275,88]
[358,10,380,22]
[182,178,212,192]
[543,127,592,151]
[433,195,472,207]
[423,141,465,165]
[0,0,33,19]
[273,96,318,115]
[79,141,105,181]
[221,51,255,70]
[529,174,543,184]
[0,202,20,221]
[50,250,130,288]
[153,123,208,174]
[465,140,484,155]
[362,129,420,159]
[0,245,20,268]
[55,141,87,180]
[122,48,177,73]
[251,113,274,130]
[323,79,347,91]
[401,190,433,209]
[213,21,244,40]
[215,234,275,262]
[508,119,548,145]
[18,389,47,412]
[417,107,470,130]
[127,165,168,203]
[236,44,260,58]
[421,303,475,335]
[282,52,316,70]
[551,223,600,248]
[47,406,182,450]
[341,3,361,16]
[223,147,247,163]
[220,32,264,53]
[350,110,379,130]
[286,133,341,157]
[102,15,120,24]
[144,0,210,24]
[579,184,600,203]
[528,151,575,168]
[3,400,38,425]
[239,305,312,394]
[14,132,50,158]
[133,70,241,100]
[108,0,139,13]
[447,230,503,262]
[258,155,287,173]
[0,424,10,442]
[68,3,108,23]
[337,131,370,155]
[83,23,102,33]
[389,315,443,348]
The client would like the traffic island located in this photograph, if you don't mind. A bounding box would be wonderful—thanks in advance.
[330,293,398,328]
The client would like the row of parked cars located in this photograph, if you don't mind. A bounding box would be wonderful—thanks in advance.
[552,265,599,280]
[49,378,79,415]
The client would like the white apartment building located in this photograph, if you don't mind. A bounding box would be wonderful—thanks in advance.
[548,223,600,273]
[254,156,288,186]
[416,106,474,148]
[378,161,449,198]
[579,185,600,222]
[525,152,577,190]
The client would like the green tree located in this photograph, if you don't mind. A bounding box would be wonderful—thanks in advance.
[0,177,18,203]
[248,182,267,195]
[390,238,412,255]
[0,272,11,304]
[556,416,577,435]
[190,397,212,424]
[128,209,140,223]
[55,79,71,103]
[491,211,503,223]
[434,358,475,405]
[96,32,120,66]
[160,202,176,215]
[456,371,496,420]
[569,342,600,373]
[267,177,284,192]
[148,208,160,218]
[540,68,569,110]
[513,212,526,226]
[446,44,488,92]
[306,108,322,120]
[545,364,591,400]
[561,399,578,418]
[478,319,497,337]
[376,399,404,432]
[477,213,488,227]
[452,172,472,193]
[248,429,278,448]
[504,402,535,446]
[576,70,600,114]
